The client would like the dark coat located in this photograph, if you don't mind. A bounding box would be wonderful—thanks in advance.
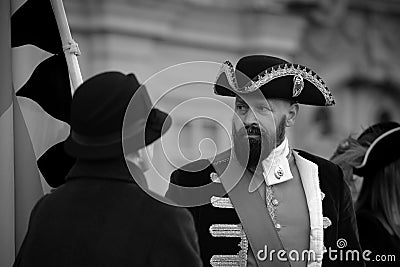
[166,149,365,267]
[14,159,202,267]
[357,210,400,267]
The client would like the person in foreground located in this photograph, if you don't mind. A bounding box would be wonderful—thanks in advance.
[166,55,365,267]
[14,71,202,267]
[331,121,400,266]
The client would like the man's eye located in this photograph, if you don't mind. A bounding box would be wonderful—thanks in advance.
[236,105,247,111]
[259,106,271,112]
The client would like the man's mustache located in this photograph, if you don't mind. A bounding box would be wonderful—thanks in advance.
[238,125,264,136]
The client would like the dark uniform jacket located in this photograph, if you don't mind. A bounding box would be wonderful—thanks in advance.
[14,159,202,267]
[166,149,365,267]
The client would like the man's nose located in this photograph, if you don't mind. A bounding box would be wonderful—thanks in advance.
[243,110,258,125]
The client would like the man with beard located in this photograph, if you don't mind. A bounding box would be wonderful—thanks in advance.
[166,55,364,267]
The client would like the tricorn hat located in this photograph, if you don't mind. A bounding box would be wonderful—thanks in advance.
[214,55,335,106]
[354,121,400,176]
[64,71,171,160]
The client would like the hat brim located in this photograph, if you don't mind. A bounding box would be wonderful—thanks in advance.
[354,127,400,176]
[64,109,171,160]
[214,63,334,106]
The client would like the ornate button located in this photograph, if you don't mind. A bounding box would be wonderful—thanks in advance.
[210,172,221,183]
[323,217,332,229]
[274,166,284,179]
[271,198,279,206]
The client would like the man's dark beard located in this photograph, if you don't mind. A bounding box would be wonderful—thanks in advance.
[233,116,286,172]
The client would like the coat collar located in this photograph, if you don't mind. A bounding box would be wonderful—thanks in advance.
[66,158,147,187]
[293,151,324,267]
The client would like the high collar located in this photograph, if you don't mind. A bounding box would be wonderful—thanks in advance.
[66,157,147,187]
[261,137,293,186]
[263,137,290,163]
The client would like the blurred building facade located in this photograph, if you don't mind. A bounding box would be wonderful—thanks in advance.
[61,0,400,194]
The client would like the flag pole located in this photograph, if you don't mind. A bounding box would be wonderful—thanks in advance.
[50,0,83,92]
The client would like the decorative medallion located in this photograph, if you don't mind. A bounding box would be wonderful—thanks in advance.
[292,74,304,97]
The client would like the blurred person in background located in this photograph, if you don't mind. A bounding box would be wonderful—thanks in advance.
[14,71,202,267]
[330,137,366,202]
[331,121,400,266]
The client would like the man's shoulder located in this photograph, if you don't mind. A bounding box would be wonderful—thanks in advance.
[295,149,340,172]
[170,159,215,187]
[144,194,194,222]
[171,149,231,187]
[295,149,346,198]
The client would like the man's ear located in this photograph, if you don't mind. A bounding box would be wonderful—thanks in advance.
[286,103,299,127]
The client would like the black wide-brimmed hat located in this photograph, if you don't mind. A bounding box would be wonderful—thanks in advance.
[354,121,400,176]
[64,71,171,160]
[214,55,335,106]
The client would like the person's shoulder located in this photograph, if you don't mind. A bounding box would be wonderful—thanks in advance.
[295,149,342,178]
[170,159,214,187]
[145,194,191,217]
[295,149,338,170]
[140,192,193,227]
[295,149,344,191]
[31,184,67,208]
[170,149,231,187]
